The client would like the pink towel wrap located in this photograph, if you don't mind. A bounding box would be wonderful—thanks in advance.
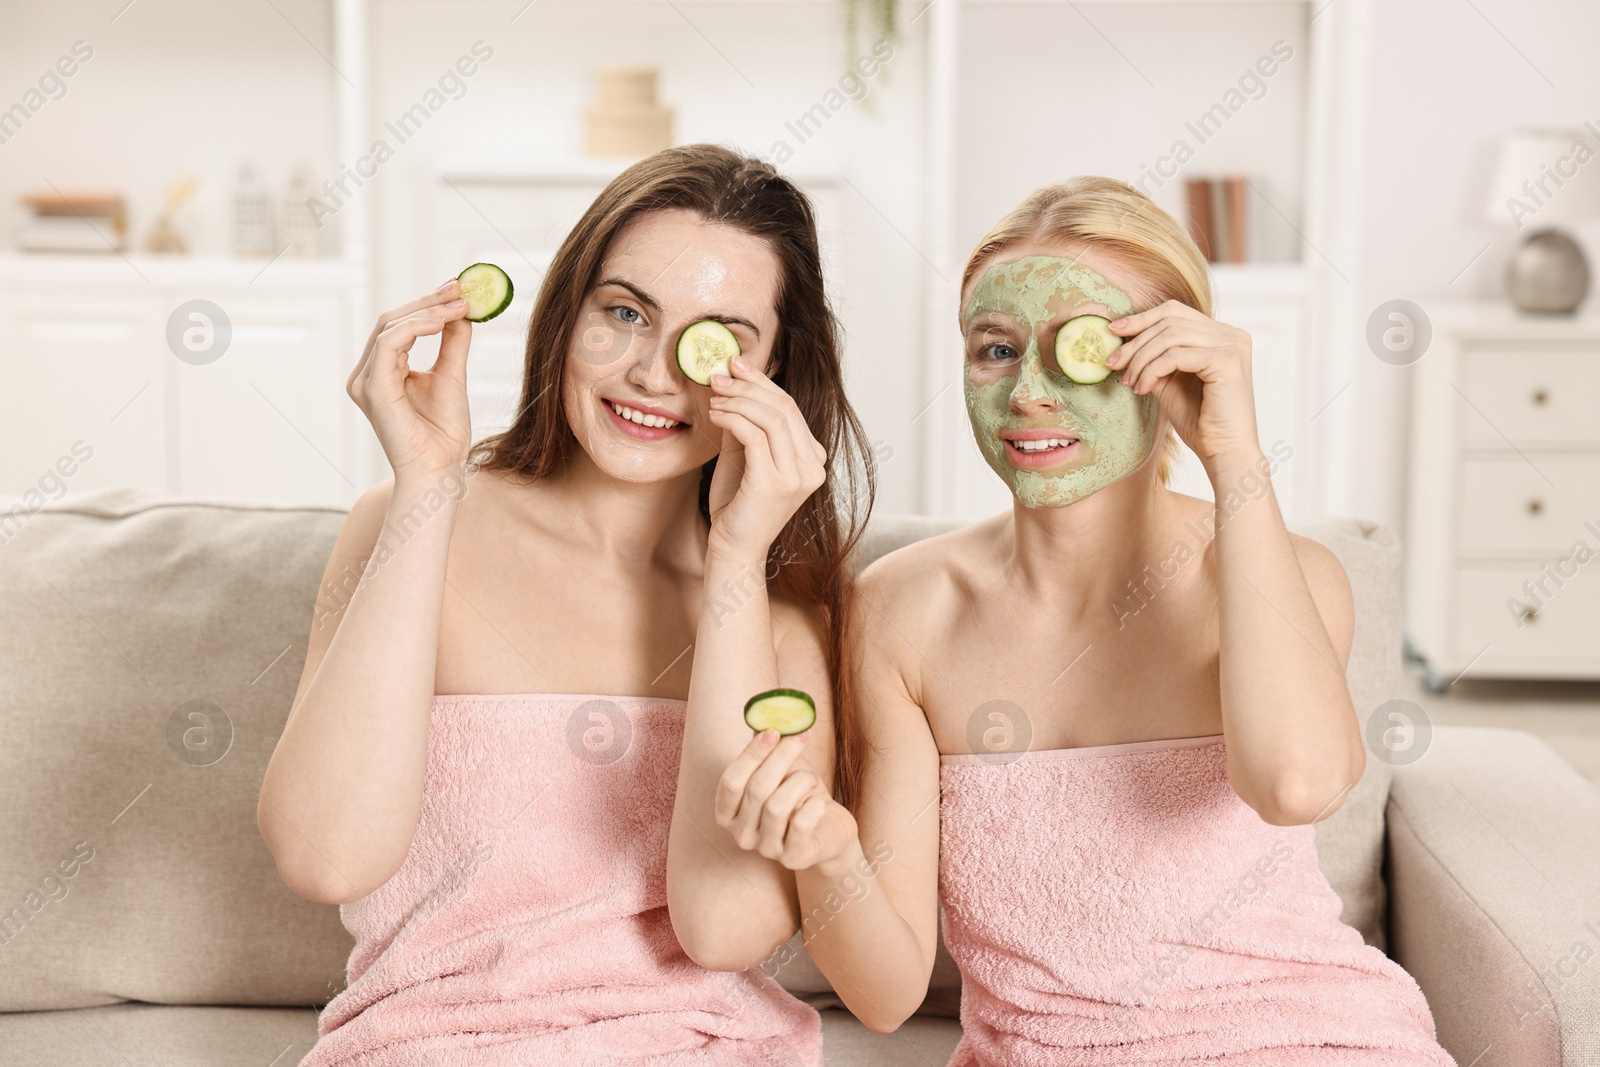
[938,734,1457,1066]
[301,693,820,1067]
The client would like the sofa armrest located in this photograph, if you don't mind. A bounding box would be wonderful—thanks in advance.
[1385,726,1600,1067]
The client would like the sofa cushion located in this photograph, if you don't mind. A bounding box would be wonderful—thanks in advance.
[820,1008,962,1065]
[0,1003,964,1067]
[0,1003,320,1067]
[0,489,354,1010]
[1291,515,1400,953]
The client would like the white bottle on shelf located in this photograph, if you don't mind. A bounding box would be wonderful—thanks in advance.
[282,162,323,258]
[232,162,277,257]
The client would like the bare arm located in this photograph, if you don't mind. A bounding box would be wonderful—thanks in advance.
[704,560,942,1031]
[666,566,832,968]
[793,569,942,1031]
[258,281,474,903]
[1210,471,1363,824]
[1110,299,1362,826]
[258,475,462,902]
[666,354,833,969]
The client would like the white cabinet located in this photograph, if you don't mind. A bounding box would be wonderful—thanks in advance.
[0,294,168,498]
[174,296,349,502]
[1405,304,1600,686]
[0,255,360,508]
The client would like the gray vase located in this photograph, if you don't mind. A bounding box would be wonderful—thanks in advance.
[1507,229,1590,314]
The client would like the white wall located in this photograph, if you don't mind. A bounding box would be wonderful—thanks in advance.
[365,0,928,511]
[1346,0,1600,536]
[0,0,338,255]
[921,1,1315,520]
[9,0,1599,533]
[951,2,1309,264]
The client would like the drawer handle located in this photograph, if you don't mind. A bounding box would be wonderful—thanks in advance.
[1531,388,1549,406]
[1527,498,1544,515]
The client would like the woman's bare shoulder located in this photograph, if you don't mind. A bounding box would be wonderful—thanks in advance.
[855,513,1005,606]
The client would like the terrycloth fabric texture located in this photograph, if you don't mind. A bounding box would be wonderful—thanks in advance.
[938,736,1456,1066]
[852,512,1397,953]
[302,694,820,1067]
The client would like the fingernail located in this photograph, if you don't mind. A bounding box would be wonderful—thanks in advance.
[710,373,732,386]
[732,355,749,371]
[761,729,780,747]
[437,279,455,291]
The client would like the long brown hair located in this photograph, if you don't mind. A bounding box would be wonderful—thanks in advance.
[470,144,875,778]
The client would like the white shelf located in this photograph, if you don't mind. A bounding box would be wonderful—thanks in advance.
[437,157,845,187]
[1414,299,1600,338]
[1210,262,1312,296]
[0,252,362,288]
[439,159,646,185]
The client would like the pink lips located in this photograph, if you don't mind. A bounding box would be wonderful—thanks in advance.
[1000,426,1083,470]
[602,398,688,441]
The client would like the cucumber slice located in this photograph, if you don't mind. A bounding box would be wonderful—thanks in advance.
[1054,314,1123,385]
[676,320,740,385]
[456,262,513,323]
[743,688,816,736]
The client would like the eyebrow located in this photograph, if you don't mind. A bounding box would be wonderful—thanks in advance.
[965,300,1112,330]
[597,276,763,340]
[965,311,1011,329]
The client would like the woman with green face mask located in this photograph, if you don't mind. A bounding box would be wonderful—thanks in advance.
[708,178,1457,1064]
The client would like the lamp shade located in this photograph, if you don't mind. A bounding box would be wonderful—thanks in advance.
[1484,127,1600,229]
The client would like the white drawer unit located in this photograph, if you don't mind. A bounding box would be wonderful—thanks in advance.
[1406,304,1600,687]
[1456,347,1600,445]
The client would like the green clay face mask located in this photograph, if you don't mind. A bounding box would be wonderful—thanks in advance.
[962,255,1158,508]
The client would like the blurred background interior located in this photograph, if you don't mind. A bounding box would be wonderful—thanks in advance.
[1,0,1598,779]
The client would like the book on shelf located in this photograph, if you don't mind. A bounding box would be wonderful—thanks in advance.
[1183,177,1248,264]
[15,189,127,253]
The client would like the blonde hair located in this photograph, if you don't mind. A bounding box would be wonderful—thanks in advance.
[960,176,1213,484]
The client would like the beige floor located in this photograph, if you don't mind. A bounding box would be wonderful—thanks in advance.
[1402,671,1600,786]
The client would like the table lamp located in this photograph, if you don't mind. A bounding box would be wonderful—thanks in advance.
[1484,127,1600,313]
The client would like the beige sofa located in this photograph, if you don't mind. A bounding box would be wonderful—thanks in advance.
[2,489,1597,1066]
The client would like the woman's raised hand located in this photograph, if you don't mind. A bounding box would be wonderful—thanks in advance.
[347,279,474,480]
[715,730,860,877]
[1105,301,1262,471]
[704,355,827,564]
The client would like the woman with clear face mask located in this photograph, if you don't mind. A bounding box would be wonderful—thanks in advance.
[258,145,872,1067]
[716,178,1457,1064]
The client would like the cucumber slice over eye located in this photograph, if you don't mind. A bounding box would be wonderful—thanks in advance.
[456,262,514,323]
[1054,314,1123,385]
[676,320,740,385]
[743,688,816,736]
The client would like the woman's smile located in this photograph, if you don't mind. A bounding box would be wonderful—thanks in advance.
[1000,425,1087,469]
[601,396,691,441]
